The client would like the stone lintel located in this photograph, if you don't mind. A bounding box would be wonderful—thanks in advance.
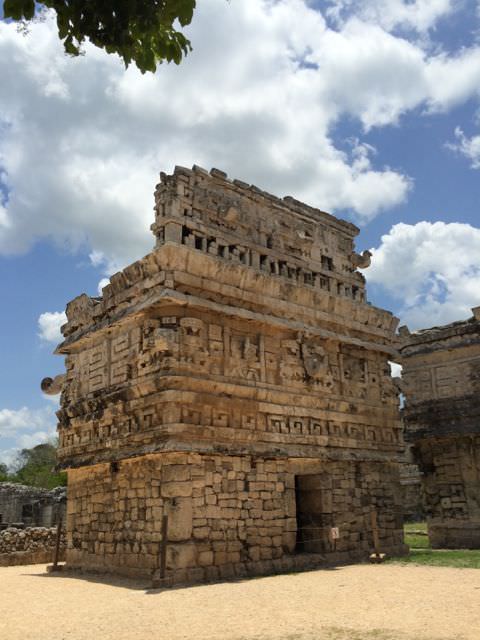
[57,439,404,471]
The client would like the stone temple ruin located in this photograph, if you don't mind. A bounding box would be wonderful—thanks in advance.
[400,308,480,548]
[44,165,406,583]
[0,483,66,530]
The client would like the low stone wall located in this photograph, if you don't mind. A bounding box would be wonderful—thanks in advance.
[0,526,66,566]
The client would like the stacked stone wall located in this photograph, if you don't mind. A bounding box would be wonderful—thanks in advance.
[0,526,66,566]
[66,452,404,584]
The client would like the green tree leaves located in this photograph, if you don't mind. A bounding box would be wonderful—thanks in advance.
[4,0,35,21]
[0,463,9,482]
[3,0,197,73]
[3,443,67,489]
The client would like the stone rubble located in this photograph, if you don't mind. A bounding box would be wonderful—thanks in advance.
[0,526,66,566]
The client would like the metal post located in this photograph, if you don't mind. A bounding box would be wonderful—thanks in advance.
[53,515,63,569]
[369,507,385,562]
[159,514,168,579]
[371,508,380,555]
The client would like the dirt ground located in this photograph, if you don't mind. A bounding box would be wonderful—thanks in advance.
[1,563,479,640]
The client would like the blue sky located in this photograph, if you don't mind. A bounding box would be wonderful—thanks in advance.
[1,0,480,464]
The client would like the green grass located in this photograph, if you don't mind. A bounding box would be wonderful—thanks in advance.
[388,521,480,568]
[403,521,430,550]
[391,548,480,568]
[404,521,427,534]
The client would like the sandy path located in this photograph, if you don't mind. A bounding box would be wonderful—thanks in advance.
[0,563,479,640]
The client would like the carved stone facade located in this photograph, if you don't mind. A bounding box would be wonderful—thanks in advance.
[47,165,405,583]
[400,308,480,547]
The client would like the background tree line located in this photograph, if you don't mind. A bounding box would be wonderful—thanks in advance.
[0,443,67,489]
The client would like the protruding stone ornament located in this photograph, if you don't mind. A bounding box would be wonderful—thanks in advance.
[351,250,372,269]
[41,374,66,395]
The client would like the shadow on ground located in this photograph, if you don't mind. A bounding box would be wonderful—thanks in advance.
[23,562,342,595]
[238,628,464,640]
[23,567,148,591]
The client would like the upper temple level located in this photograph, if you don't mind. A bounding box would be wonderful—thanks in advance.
[399,307,480,440]
[151,165,369,302]
[399,307,480,404]
[58,166,398,349]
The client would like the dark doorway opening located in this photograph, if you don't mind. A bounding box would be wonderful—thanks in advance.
[22,503,34,525]
[295,474,332,553]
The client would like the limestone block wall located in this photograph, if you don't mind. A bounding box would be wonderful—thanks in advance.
[66,452,404,583]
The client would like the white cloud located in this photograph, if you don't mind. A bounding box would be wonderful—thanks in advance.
[426,49,480,112]
[447,126,480,169]
[389,361,403,377]
[325,0,455,33]
[0,202,9,229]
[0,4,408,272]
[0,405,57,466]
[17,431,54,449]
[367,221,480,329]
[97,277,110,296]
[0,448,19,469]
[0,406,56,437]
[0,3,480,273]
[38,311,67,343]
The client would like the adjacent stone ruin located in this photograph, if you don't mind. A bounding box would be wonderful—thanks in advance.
[45,165,406,583]
[400,307,480,548]
[0,483,66,530]
[0,484,66,566]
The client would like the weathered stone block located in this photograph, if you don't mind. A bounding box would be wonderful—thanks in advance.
[163,465,191,483]
[166,543,197,569]
[161,482,192,498]
[166,497,193,542]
